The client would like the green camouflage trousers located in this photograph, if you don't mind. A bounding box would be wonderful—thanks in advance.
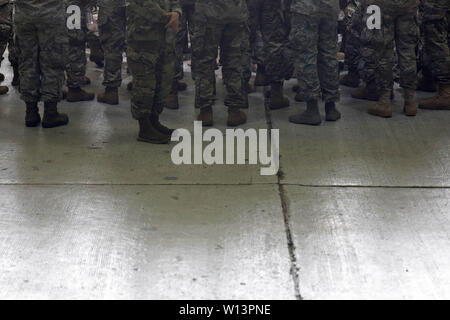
[16,21,66,103]
[99,5,126,88]
[248,0,293,83]
[127,26,176,119]
[362,1,419,91]
[66,1,88,88]
[192,21,247,110]
[289,12,340,102]
[0,3,11,68]
[422,0,450,85]
[174,3,194,82]
[241,21,252,84]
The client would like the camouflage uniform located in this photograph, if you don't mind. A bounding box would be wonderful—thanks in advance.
[0,0,12,71]
[343,0,363,77]
[127,0,181,119]
[362,0,419,93]
[193,0,248,110]
[65,0,89,89]
[289,0,341,102]
[174,0,194,82]
[421,0,450,85]
[241,12,252,86]
[15,0,66,103]
[98,0,126,88]
[247,0,293,84]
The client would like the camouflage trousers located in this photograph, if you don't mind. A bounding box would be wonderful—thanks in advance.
[0,3,13,68]
[192,21,247,110]
[344,2,363,74]
[248,0,293,84]
[66,2,88,88]
[127,26,176,119]
[0,23,10,65]
[289,13,340,103]
[99,5,126,88]
[241,21,252,84]
[422,2,450,85]
[16,21,66,103]
[174,3,195,82]
[361,2,418,92]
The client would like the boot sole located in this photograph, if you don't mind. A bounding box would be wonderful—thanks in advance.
[67,97,95,103]
[42,121,69,128]
[26,121,41,127]
[368,111,392,118]
[97,99,119,105]
[137,137,170,144]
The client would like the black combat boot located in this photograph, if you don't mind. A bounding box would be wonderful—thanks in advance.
[42,101,69,128]
[325,101,341,121]
[197,106,213,127]
[25,102,41,127]
[137,117,170,144]
[150,114,174,135]
[340,70,360,88]
[0,85,8,95]
[12,64,20,87]
[254,65,269,87]
[97,87,119,105]
[289,99,322,126]
[269,82,290,110]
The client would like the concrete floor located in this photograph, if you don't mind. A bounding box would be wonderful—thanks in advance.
[0,55,449,299]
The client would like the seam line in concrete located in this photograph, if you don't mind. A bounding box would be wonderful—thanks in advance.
[264,89,302,300]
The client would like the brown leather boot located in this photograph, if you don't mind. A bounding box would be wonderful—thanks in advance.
[97,87,119,105]
[227,108,247,127]
[197,107,213,127]
[66,87,95,102]
[0,85,8,95]
[165,93,179,110]
[269,82,290,110]
[419,84,450,110]
[137,117,170,144]
[368,91,392,118]
[403,88,418,116]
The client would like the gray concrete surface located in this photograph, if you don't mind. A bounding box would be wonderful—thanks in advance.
[0,55,449,299]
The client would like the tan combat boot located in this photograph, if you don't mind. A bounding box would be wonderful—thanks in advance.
[368,91,392,118]
[0,85,8,95]
[419,84,450,110]
[66,87,95,102]
[403,88,417,116]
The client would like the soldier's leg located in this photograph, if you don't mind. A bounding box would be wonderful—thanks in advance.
[241,21,254,95]
[0,23,10,94]
[261,0,290,109]
[318,16,341,121]
[38,22,69,128]
[98,5,126,105]
[193,20,221,126]
[127,37,170,143]
[395,11,419,116]
[368,9,395,118]
[87,31,104,67]
[419,6,450,110]
[66,3,94,103]
[8,29,20,87]
[288,13,322,126]
[16,22,41,104]
[221,22,247,126]
[341,3,362,88]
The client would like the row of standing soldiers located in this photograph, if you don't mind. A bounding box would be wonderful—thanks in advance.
[0,0,449,144]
